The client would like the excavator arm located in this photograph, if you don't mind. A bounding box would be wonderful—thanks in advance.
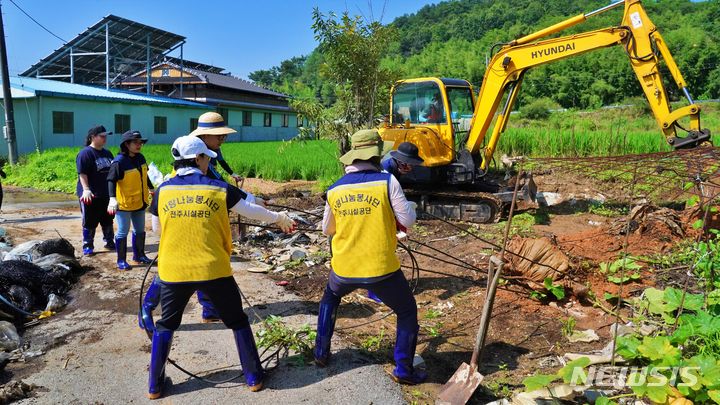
[467,0,711,173]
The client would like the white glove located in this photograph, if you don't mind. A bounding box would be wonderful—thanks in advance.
[275,213,296,233]
[107,197,119,215]
[407,201,418,212]
[80,189,94,205]
[255,197,266,207]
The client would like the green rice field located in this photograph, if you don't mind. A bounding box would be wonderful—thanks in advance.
[4,140,342,194]
[3,103,718,194]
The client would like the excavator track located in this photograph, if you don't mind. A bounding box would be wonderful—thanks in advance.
[406,189,504,224]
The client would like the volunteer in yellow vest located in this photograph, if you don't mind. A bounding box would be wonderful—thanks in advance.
[314,129,426,385]
[107,130,154,270]
[144,135,294,399]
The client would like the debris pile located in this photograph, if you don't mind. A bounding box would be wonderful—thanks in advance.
[608,203,684,237]
[0,238,83,322]
[235,220,329,275]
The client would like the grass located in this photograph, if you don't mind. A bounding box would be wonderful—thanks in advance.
[497,102,720,158]
[4,103,718,194]
[4,139,343,193]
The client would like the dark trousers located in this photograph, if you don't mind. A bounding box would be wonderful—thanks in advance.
[155,276,251,332]
[323,270,418,332]
[79,196,114,229]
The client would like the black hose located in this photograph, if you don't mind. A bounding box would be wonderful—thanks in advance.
[0,292,35,318]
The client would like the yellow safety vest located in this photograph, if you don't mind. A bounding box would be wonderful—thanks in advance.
[156,182,233,282]
[327,171,399,278]
[116,163,149,211]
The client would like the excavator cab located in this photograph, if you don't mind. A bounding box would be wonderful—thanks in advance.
[380,77,480,185]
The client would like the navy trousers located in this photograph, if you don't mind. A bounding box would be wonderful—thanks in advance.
[322,270,418,332]
[155,276,251,332]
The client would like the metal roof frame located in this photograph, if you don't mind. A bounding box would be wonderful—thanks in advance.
[21,15,186,92]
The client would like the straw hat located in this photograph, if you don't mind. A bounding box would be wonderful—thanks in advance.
[339,129,393,165]
[189,112,237,136]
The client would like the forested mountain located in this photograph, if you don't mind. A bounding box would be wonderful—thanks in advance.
[250,0,720,110]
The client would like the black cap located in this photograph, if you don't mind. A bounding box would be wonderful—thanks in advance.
[121,130,148,144]
[88,125,112,137]
[390,142,424,166]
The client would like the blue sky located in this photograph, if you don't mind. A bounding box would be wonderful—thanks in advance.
[3,0,436,80]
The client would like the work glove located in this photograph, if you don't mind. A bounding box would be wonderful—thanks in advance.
[275,212,296,233]
[407,201,418,212]
[107,197,119,215]
[80,189,94,205]
[254,197,267,207]
[230,173,244,183]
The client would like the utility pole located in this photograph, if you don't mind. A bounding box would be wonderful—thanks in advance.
[0,0,18,164]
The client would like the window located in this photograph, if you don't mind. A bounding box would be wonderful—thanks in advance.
[52,111,73,134]
[190,118,199,132]
[242,111,252,127]
[115,114,131,134]
[154,116,167,134]
[296,114,303,127]
[282,114,289,127]
[217,107,229,124]
[263,113,272,127]
[391,81,446,124]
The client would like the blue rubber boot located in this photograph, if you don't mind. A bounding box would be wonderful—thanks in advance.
[313,299,338,367]
[368,290,383,304]
[115,237,131,270]
[101,224,115,250]
[196,291,221,322]
[82,228,95,256]
[139,276,161,333]
[148,330,173,399]
[391,327,427,385]
[132,232,153,264]
[233,327,264,392]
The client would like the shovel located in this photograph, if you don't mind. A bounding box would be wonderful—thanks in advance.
[231,177,247,242]
[436,254,504,405]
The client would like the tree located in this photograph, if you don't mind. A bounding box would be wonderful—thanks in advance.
[311,8,397,142]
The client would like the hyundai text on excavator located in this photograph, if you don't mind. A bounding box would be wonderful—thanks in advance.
[379,0,712,224]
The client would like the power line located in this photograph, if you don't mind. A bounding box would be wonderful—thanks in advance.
[6,0,66,43]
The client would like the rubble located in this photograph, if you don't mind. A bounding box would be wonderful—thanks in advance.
[0,321,20,351]
[0,238,83,321]
[609,203,684,237]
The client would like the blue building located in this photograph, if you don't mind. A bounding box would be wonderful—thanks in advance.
[0,76,211,156]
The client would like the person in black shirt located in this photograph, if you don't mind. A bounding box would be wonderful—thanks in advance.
[76,125,115,255]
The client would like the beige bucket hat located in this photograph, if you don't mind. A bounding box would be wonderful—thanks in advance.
[189,112,238,136]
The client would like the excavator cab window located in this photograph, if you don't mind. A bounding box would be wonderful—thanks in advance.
[391,81,446,125]
[446,86,474,148]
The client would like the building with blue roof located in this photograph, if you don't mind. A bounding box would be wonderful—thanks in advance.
[0,76,211,156]
[2,15,304,159]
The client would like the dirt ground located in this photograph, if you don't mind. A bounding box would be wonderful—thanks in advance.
[0,165,701,404]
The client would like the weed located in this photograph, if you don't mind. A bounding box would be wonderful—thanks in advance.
[588,202,628,217]
[425,322,443,338]
[599,256,643,284]
[360,327,387,352]
[412,224,430,237]
[423,308,443,320]
[561,316,576,337]
[255,315,316,364]
[497,212,536,238]
[284,258,305,270]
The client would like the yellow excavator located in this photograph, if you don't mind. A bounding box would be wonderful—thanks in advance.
[379,0,712,223]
